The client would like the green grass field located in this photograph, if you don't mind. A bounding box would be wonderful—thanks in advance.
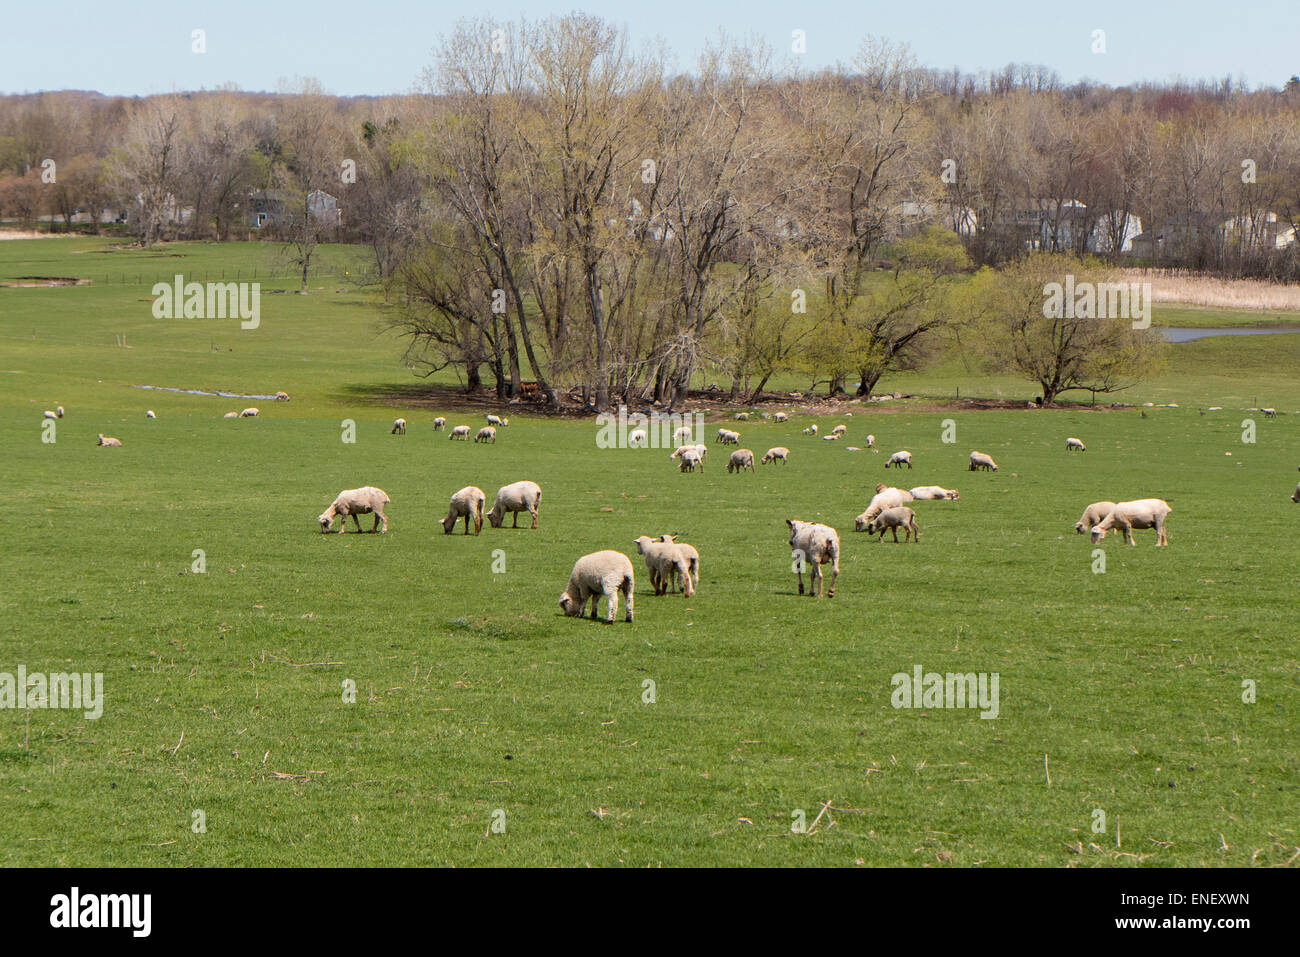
[1,238,1296,866]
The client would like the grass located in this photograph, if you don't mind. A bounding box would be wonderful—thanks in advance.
[0,239,1296,866]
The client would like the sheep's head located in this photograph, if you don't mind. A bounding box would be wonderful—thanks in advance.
[318,510,335,532]
[441,514,456,534]
[658,534,677,543]
[1089,524,1106,544]
[948,489,960,500]
[854,513,871,532]
[1074,521,1088,535]
[487,507,503,528]
[558,591,582,616]
[632,536,654,554]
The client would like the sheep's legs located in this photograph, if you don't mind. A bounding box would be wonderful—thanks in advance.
[530,509,538,529]
[827,561,838,597]
[623,580,634,621]
[604,588,618,624]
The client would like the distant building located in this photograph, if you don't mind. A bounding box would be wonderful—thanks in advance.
[247,189,342,229]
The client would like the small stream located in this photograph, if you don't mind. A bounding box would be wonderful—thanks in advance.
[1162,326,1300,342]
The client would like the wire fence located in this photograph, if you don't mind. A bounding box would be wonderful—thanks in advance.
[75,265,371,287]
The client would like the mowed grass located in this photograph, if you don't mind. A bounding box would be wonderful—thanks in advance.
[0,239,1297,867]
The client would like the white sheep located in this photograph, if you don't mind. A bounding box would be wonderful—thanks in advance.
[656,534,700,593]
[787,520,840,597]
[865,434,875,448]
[392,417,407,434]
[672,425,694,444]
[909,485,959,500]
[830,424,847,436]
[773,412,788,423]
[678,448,704,472]
[734,412,750,421]
[487,480,542,529]
[442,486,486,535]
[969,451,999,471]
[223,411,239,418]
[43,406,64,419]
[716,428,740,445]
[239,407,259,418]
[1074,501,1118,536]
[146,410,156,419]
[474,425,497,444]
[97,433,122,447]
[670,443,707,463]
[632,536,695,597]
[1066,437,1086,452]
[822,434,840,441]
[486,413,509,427]
[433,417,447,431]
[855,485,915,529]
[559,550,635,623]
[275,391,291,401]
[449,425,471,440]
[1263,408,1277,418]
[884,450,913,469]
[727,449,756,473]
[761,447,790,465]
[1292,483,1300,504]
[318,486,390,534]
[1090,499,1172,546]
[629,428,648,447]
[864,505,920,543]
[802,424,819,435]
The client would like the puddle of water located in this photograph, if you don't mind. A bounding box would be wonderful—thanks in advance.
[1162,326,1300,343]
[133,384,281,400]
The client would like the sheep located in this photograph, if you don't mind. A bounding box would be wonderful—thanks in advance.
[1263,408,1277,418]
[734,412,750,421]
[486,413,509,427]
[761,447,790,465]
[449,425,471,440]
[865,434,875,448]
[864,505,920,543]
[727,449,756,473]
[223,411,239,418]
[97,433,122,447]
[43,406,64,419]
[239,407,259,418]
[670,443,707,463]
[678,449,703,472]
[773,412,789,423]
[969,451,998,471]
[822,434,840,441]
[909,485,959,501]
[558,550,635,623]
[716,428,740,445]
[672,425,694,444]
[802,424,819,435]
[629,428,648,447]
[1066,437,1086,452]
[474,425,497,444]
[487,480,542,529]
[1090,499,1172,546]
[829,424,847,436]
[855,486,915,530]
[884,450,912,469]
[442,486,486,535]
[391,418,407,435]
[1074,501,1118,536]
[318,486,390,534]
[1292,483,1300,504]
[274,391,290,401]
[1208,406,1223,411]
[433,417,447,431]
[655,534,700,593]
[146,410,156,419]
[632,536,695,597]
[786,520,840,597]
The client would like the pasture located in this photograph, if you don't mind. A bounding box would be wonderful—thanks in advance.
[1,238,1296,866]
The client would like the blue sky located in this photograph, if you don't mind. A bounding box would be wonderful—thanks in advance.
[2,0,1296,96]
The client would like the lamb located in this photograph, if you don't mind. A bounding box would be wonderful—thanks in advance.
[442,485,486,535]
[855,485,915,530]
[318,486,390,534]
[670,443,707,464]
[672,425,694,444]
[146,410,156,419]
[822,434,840,441]
[909,485,959,500]
[786,520,840,597]
[632,536,695,597]
[734,412,750,421]
[1074,501,1118,536]
[865,434,875,448]
[223,411,239,418]
[97,433,122,447]
[773,412,789,423]
[1263,408,1277,418]
[969,451,999,471]
[433,417,447,431]
[487,480,542,529]
[716,428,740,445]
[884,450,913,469]
[391,417,407,435]
[678,449,704,472]
[829,424,847,436]
[1090,499,1172,546]
[474,425,497,444]
[655,534,700,593]
[43,406,64,419]
[1066,437,1086,452]
[802,424,819,435]
[727,449,756,473]
[239,407,259,418]
[629,428,648,447]
[274,391,290,401]
[558,550,635,623]
[1292,483,1300,504]
[761,447,790,465]
[486,413,509,427]
[864,505,920,543]
[449,425,471,440]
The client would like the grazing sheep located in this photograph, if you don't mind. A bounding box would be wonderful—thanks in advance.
[632,536,695,597]
[43,406,64,419]
[773,412,789,423]
[629,428,648,447]
[865,506,920,543]
[909,485,959,501]
[734,412,750,421]
[146,410,156,419]
[830,424,847,436]
[223,411,239,418]
[391,418,407,435]
[486,413,509,427]
[1090,499,1172,546]
[786,520,840,597]
[442,485,486,535]
[1292,483,1300,504]
[1066,437,1086,452]
[655,534,700,592]
[318,486,390,534]
[672,425,694,444]
[487,480,542,529]
[275,391,290,401]
[449,425,471,440]
[678,448,704,472]
[823,434,840,441]
[716,428,740,445]
[239,407,259,418]
[761,447,790,465]
[1074,501,1118,536]
[1208,406,1223,411]
[727,449,756,473]
[433,417,447,431]
[97,433,122,447]
[475,425,497,444]
[969,451,998,471]
[559,550,635,623]
[802,424,819,435]
[865,434,875,448]
[1263,408,1277,418]
[670,443,707,463]
[855,486,915,530]
[884,450,913,469]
